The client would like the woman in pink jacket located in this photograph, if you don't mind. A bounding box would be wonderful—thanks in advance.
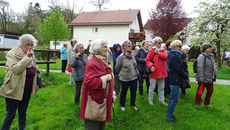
[145,36,168,106]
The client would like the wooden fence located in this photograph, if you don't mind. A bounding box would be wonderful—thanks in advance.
[0,48,59,73]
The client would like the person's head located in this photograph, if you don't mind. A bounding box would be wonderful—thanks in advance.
[19,34,37,53]
[74,42,84,54]
[90,39,108,57]
[152,36,163,48]
[122,40,132,53]
[181,45,190,54]
[201,43,212,53]
[170,40,182,51]
[113,43,121,52]
[166,40,172,49]
[63,43,67,48]
[71,40,77,47]
[161,43,166,51]
[142,40,149,50]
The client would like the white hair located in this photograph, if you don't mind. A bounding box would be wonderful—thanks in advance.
[152,36,163,44]
[18,34,37,48]
[182,45,190,51]
[122,40,131,48]
[161,43,166,50]
[89,39,107,55]
[170,40,182,49]
[73,42,84,52]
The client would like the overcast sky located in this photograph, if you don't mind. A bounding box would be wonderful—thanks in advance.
[6,0,215,24]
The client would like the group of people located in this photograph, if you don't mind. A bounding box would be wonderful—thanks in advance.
[0,33,217,129]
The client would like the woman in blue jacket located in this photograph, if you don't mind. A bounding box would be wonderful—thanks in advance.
[60,44,68,73]
[167,40,188,122]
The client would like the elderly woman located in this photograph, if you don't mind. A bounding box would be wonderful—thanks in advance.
[167,40,189,122]
[145,36,168,106]
[0,34,39,130]
[135,40,150,96]
[116,40,138,111]
[195,43,217,107]
[112,43,122,95]
[181,45,191,96]
[80,39,116,130]
[68,40,77,86]
[70,42,88,104]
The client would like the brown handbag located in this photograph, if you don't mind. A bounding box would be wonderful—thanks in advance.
[85,57,109,121]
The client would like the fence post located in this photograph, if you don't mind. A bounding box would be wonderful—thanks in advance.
[47,48,50,73]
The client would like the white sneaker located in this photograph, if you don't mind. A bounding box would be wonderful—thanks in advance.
[149,101,154,105]
[121,107,125,111]
[159,101,168,106]
[132,106,138,111]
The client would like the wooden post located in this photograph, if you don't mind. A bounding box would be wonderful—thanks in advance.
[47,48,50,73]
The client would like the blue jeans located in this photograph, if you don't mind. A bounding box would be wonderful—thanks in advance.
[120,79,137,107]
[138,72,149,95]
[1,88,32,130]
[167,85,180,121]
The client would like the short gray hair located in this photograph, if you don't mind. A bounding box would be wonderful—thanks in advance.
[73,42,84,52]
[89,39,107,55]
[18,34,37,48]
[181,45,190,51]
[170,40,182,49]
[122,40,131,48]
[152,36,163,44]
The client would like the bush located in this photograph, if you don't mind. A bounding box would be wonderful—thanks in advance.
[0,51,6,61]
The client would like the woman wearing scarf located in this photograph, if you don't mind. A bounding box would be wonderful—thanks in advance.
[80,39,116,130]
[112,43,122,95]
[116,40,138,111]
[167,40,188,122]
[0,34,39,130]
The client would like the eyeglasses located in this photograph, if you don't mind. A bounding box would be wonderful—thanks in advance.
[178,46,182,48]
[25,44,34,47]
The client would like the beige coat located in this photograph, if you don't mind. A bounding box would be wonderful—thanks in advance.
[0,47,38,101]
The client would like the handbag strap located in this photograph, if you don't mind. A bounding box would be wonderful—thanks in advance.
[130,58,140,78]
[92,57,109,98]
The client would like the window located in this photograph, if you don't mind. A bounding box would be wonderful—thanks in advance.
[92,27,98,32]
[130,29,134,33]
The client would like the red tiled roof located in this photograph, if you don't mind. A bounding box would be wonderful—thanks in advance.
[70,9,141,26]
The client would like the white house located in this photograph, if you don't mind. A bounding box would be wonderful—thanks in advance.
[0,31,21,48]
[49,40,70,49]
[69,9,145,47]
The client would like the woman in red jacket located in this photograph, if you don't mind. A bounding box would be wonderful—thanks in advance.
[145,36,168,106]
[80,39,116,130]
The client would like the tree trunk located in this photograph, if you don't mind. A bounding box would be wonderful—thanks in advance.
[216,35,221,68]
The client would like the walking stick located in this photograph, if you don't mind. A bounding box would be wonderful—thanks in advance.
[112,103,117,130]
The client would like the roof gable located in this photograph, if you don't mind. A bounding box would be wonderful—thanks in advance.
[70,9,141,26]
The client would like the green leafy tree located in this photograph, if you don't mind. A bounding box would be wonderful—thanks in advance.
[39,8,71,49]
[179,0,230,67]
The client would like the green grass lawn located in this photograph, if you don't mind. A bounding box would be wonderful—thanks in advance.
[37,59,62,70]
[0,69,230,129]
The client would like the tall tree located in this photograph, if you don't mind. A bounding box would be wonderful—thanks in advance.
[149,0,187,41]
[179,0,230,67]
[39,8,71,49]
[89,0,110,10]
[0,0,12,31]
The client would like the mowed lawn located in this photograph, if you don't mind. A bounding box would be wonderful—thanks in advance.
[0,68,230,129]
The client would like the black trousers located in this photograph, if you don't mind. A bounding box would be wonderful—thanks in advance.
[61,60,67,73]
[84,120,105,130]
[75,81,83,103]
[1,88,32,130]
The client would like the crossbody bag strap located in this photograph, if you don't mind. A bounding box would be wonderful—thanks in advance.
[92,57,109,98]
[130,58,140,77]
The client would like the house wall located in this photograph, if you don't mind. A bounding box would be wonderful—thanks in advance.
[73,24,130,47]
[0,35,19,48]
[50,41,70,49]
[129,16,140,33]
[0,36,3,48]
[144,29,153,42]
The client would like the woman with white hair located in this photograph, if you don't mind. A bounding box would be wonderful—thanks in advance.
[181,45,191,96]
[167,40,189,122]
[0,34,39,130]
[70,42,88,104]
[80,39,116,129]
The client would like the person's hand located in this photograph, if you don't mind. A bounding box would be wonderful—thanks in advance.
[76,52,81,58]
[112,95,116,102]
[154,49,160,54]
[151,66,155,72]
[27,50,34,57]
[105,74,112,81]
